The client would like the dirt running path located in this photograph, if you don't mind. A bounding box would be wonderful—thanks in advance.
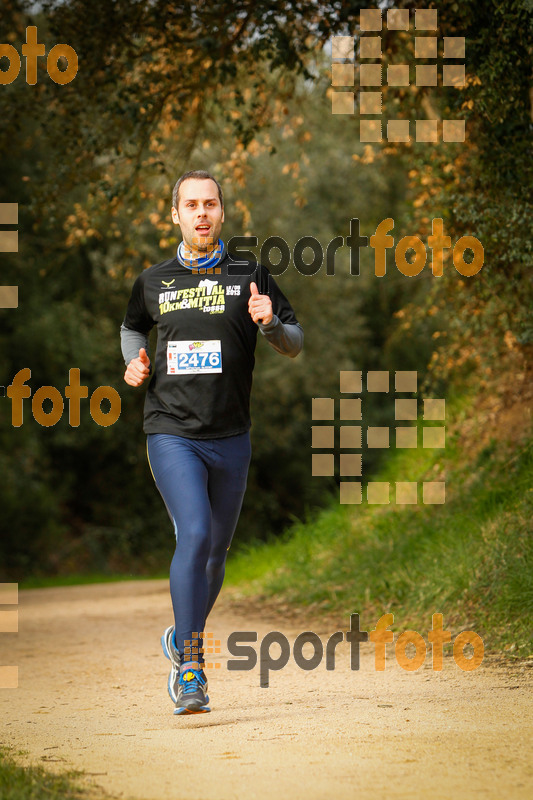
[0,580,531,800]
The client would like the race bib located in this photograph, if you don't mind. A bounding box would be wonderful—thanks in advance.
[167,340,222,375]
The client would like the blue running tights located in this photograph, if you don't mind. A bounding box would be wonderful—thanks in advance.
[147,431,251,666]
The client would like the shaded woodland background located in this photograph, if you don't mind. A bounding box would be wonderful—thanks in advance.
[0,0,531,580]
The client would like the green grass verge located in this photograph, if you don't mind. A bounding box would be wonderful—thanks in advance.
[226,411,533,657]
[19,571,168,590]
[0,746,105,800]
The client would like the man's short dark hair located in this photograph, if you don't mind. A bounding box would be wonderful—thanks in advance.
[172,170,224,210]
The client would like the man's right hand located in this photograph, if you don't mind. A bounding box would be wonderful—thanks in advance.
[124,347,151,387]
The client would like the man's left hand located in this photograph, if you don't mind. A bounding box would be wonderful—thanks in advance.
[248,281,273,325]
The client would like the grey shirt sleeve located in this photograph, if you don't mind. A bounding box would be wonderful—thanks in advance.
[121,317,303,365]
[257,315,304,358]
[120,324,151,367]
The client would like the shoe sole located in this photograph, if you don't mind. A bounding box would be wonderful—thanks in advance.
[161,628,210,708]
[173,704,211,715]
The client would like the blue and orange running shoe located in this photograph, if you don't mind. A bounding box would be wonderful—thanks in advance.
[161,626,210,713]
[173,665,210,715]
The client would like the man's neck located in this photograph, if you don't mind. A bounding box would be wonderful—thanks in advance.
[181,239,218,264]
[177,238,225,271]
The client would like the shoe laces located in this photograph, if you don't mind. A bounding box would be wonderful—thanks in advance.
[180,668,206,695]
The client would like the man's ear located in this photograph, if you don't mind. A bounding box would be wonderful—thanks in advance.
[221,206,225,224]
[171,206,180,225]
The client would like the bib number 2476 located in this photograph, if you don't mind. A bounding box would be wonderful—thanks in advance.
[167,340,222,375]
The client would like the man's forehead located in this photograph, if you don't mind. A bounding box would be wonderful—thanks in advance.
[179,178,220,202]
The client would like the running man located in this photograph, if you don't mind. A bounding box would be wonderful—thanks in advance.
[120,170,303,715]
